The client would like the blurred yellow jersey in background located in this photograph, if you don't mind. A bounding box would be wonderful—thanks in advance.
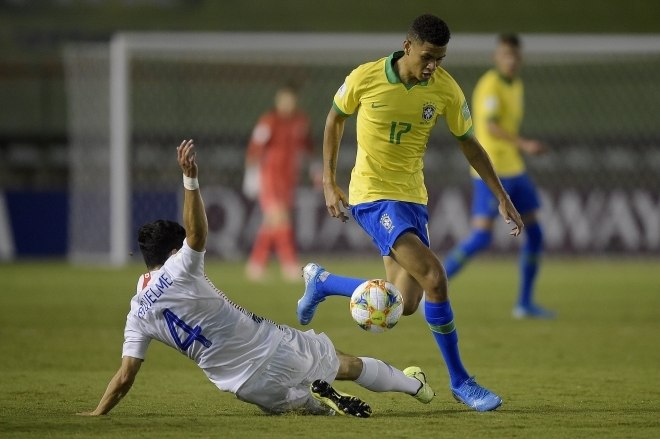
[333,51,473,205]
[471,69,525,177]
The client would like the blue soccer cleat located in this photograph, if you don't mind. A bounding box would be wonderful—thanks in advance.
[512,304,556,320]
[451,377,503,412]
[296,263,326,325]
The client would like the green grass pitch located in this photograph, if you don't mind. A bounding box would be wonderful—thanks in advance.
[1,257,659,438]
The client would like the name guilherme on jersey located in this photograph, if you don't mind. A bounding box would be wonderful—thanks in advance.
[137,272,173,318]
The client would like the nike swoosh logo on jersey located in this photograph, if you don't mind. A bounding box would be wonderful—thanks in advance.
[371,103,388,108]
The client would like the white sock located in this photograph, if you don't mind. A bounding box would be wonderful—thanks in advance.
[354,357,420,395]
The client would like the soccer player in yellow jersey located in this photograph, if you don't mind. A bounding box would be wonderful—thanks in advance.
[296,14,524,412]
[443,34,555,319]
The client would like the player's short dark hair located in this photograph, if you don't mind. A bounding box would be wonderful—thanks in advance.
[498,33,521,48]
[138,220,186,269]
[278,81,299,95]
[408,14,451,47]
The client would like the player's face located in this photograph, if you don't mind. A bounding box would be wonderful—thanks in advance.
[405,39,447,82]
[495,43,522,79]
[275,89,297,116]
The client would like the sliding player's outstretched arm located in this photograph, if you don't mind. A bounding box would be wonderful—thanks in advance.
[177,139,207,251]
[78,356,142,416]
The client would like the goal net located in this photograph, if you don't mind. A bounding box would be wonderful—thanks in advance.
[64,33,660,265]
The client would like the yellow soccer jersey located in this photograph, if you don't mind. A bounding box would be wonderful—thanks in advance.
[471,69,525,177]
[333,51,473,205]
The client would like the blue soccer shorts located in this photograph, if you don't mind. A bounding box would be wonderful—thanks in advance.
[472,173,541,218]
[351,200,430,256]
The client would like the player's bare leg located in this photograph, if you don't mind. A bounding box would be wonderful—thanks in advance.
[383,256,424,315]
[389,232,502,411]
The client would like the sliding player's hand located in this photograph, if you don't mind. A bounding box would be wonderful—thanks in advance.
[498,196,524,237]
[76,411,101,417]
[177,139,198,178]
[323,182,350,222]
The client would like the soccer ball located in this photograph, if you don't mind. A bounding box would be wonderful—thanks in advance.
[350,279,404,333]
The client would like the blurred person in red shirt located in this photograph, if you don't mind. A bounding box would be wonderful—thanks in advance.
[244,84,317,282]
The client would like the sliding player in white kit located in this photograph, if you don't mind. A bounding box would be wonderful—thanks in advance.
[79,140,434,418]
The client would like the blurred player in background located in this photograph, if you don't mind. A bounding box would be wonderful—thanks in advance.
[243,84,317,282]
[78,140,434,418]
[296,14,524,412]
[443,34,555,319]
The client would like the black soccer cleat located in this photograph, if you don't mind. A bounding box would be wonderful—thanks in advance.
[310,380,372,418]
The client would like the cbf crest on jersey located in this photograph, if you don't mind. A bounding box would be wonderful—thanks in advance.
[421,102,436,123]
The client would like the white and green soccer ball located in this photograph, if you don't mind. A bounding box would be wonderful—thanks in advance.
[349,279,404,333]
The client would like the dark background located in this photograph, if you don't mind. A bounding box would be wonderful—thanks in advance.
[1,0,658,257]
[1,0,658,187]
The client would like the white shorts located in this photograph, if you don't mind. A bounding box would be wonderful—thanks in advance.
[234,326,340,415]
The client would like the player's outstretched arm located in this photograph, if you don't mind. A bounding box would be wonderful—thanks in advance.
[322,107,350,222]
[78,356,142,416]
[177,139,208,252]
[458,136,524,236]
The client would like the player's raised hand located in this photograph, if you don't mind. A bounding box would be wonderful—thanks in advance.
[177,139,198,178]
[519,138,546,155]
[323,182,350,222]
[498,195,524,236]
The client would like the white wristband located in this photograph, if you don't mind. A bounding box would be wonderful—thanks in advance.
[183,175,199,190]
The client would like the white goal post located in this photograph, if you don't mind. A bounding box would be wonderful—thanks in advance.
[65,33,660,266]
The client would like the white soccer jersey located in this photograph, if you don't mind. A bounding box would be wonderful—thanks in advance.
[122,239,286,393]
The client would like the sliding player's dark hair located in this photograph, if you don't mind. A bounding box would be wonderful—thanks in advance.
[138,220,186,269]
[408,14,451,47]
[498,33,521,48]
